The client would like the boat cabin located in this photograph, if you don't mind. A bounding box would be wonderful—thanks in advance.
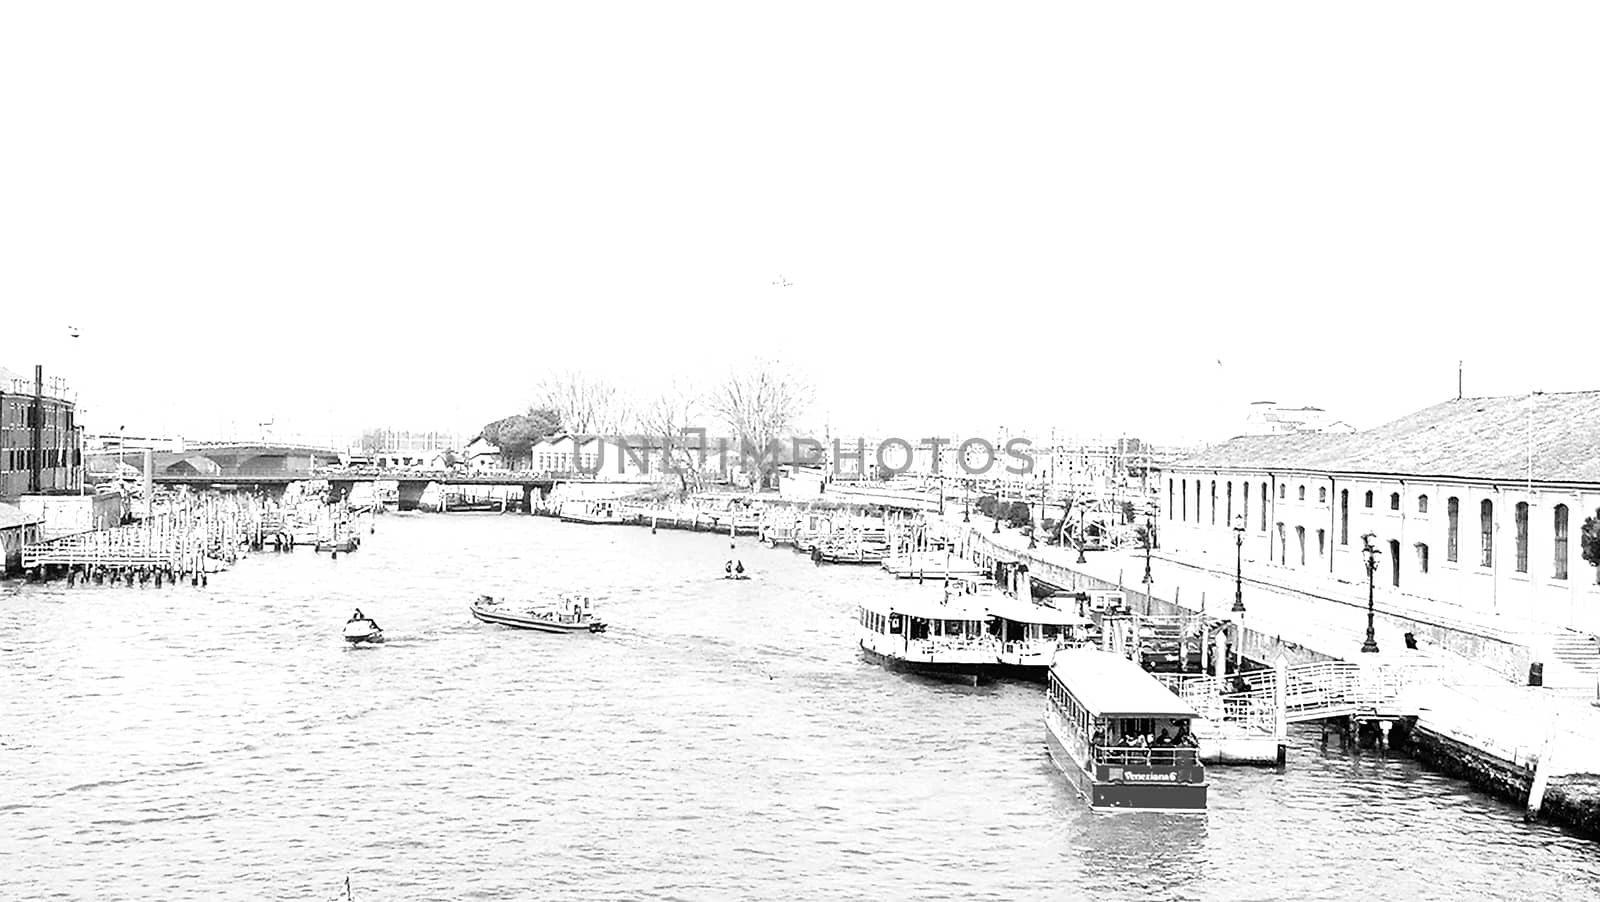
[1044,648,1206,811]
[985,592,1094,675]
[856,589,998,681]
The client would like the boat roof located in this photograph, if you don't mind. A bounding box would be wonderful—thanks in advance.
[984,593,1091,626]
[1048,648,1199,718]
[860,593,992,620]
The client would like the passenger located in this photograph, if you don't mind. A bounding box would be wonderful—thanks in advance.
[1154,729,1174,747]
[725,560,733,577]
[349,608,365,623]
[735,560,745,576]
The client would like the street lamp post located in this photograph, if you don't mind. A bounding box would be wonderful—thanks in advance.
[993,480,1001,534]
[1361,533,1381,653]
[1141,517,1154,616]
[1028,476,1041,549]
[963,478,971,523]
[1076,504,1087,564]
[1231,515,1246,614]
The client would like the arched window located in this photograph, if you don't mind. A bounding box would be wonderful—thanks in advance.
[1243,482,1250,526]
[1210,481,1217,525]
[1515,502,1529,574]
[1279,484,1287,500]
[1555,504,1570,580]
[1364,490,1374,508]
[1416,543,1430,574]
[1296,525,1306,566]
[1181,479,1188,521]
[1390,492,1400,511]
[1418,495,1429,514]
[1298,485,1306,501]
[1259,482,1267,531]
[1340,490,1349,545]
[1480,499,1494,568]
[1447,497,1459,562]
[1317,528,1326,558]
[1226,481,1233,524]
[1319,487,1327,504]
[1168,479,1174,520]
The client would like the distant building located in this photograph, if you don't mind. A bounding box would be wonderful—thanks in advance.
[1160,390,1600,634]
[1,364,83,501]
[463,435,503,472]
[354,428,457,469]
[1238,401,1357,437]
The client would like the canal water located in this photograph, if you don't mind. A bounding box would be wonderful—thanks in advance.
[3,513,1597,901]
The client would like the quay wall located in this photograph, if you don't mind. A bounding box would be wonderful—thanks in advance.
[1408,727,1600,840]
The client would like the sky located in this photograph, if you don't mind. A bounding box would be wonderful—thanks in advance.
[3,3,1596,449]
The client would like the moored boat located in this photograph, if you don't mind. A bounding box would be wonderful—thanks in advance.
[986,592,1095,680]
[470,594,608,633]
[558,499,625,525]
[856,587,996,685]
[882,550,986,580]
[1044,648,1207,812]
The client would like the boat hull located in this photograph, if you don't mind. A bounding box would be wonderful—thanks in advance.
[1044,720,1207,812]
[859,642,985,685]
[470,604,606,633]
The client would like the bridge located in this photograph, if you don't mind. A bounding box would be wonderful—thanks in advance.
[87,443,346,481]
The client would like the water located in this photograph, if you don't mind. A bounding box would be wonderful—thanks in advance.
[3,513,1597,901]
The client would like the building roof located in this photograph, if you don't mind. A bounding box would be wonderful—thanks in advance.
[1174,391,1600,484]
[0,502,43,530]
[1049,648,1199,718]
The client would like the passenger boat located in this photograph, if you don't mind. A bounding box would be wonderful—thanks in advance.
[986,592,1094,680]
[812,532,891,564]
[856,585,997,685]
[881,550,986,580]
[470,594,608,633]
[342,618,384,644]
[1044,648,1207,812]
[558,498,626,525]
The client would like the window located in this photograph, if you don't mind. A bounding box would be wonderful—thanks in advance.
[1168,479,1174,520]
[1515,502,1529,574]
[1418,495,1429,514]
[1279,484,1286,500]
[1390,493,1400,511]
[1447,498,1459,562]
[1243,482,1250,526]
[1298,485,1306,501]
[1556,504,1570,580]
[1226,481,1233,524]
[1480,499,1494,568]
[1340,490,1349,545]
[1181,480,1187,521]
[1260,483,1267,531]
[1417,543,1430,574]
[1364,490,1374,508]
[1296,525,1306,566]
[1277,522,1287,561]
[1210,481,1217,525]
[1317,528,1326,557]
[1319,487,1327,503]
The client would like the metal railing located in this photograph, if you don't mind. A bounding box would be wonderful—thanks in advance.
[1092,744,1202,769]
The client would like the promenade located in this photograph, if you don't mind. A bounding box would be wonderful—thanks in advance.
[946,512,1600,782]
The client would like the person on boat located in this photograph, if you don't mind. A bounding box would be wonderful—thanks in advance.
[349,608,365,623]
[725,560,733,577]
[735,560,745,577]
[1154,729,1174,747]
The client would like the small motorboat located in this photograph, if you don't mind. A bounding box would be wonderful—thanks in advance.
[723,573,751,580]
[343,618,384,644]
[470,594,608,634]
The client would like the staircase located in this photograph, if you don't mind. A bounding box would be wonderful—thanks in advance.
[1549,632,1600,677]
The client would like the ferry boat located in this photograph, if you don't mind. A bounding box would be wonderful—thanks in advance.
[1044,648,1207,812]
[470,594,608,633]
[881,550,986,580]
[856,586,997,685]
[986,592,1094,680]
[558,498,625,525]
[813,531,891,564]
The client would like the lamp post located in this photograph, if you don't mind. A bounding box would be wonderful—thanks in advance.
[963,478,971,523]
[993,479,1001,534]
[1231,515,1246,614]
[1076,504,1087,564]
[1361,533,1381,653]
[1141,517,1154,616]
[1028,476,1040,549]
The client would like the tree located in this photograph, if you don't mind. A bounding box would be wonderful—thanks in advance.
[479,407,561,469]
[1005,500,1032,528]
[1582,508,1600,585]
[533,371,631,436]
[635,380,709,496]
[705,361,811,489]
[976,494,999,518]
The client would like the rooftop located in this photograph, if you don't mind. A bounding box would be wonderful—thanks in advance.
[1174,391,1600,484]
[1049,648,1199,718]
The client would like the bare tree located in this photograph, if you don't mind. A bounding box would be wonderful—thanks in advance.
[635,380,708,496]
[705,361,812,488]
[533,371,632,436]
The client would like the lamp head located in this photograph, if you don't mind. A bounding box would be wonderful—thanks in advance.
[1232,514,1245,534]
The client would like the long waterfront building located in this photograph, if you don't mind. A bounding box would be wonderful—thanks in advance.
[1159,390,1600,635]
